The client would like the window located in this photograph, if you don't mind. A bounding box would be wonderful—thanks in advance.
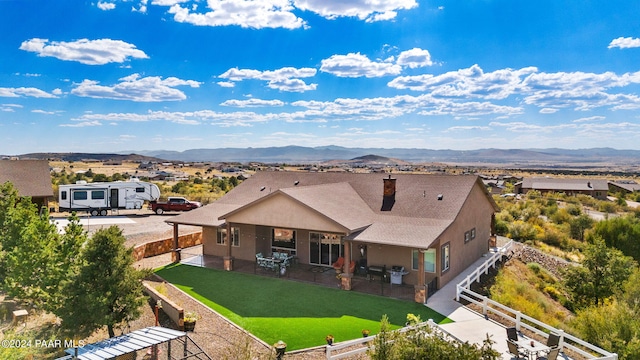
[61,191,67,200]
[135,187,145,193]
[91,190,105,200]
[217,227,239,246]
[464,231,471,243]
[73,191,87,200]
[471,228,476,239]
[412,249,436,273]
[272,228,296,250]
[441,243,450,272]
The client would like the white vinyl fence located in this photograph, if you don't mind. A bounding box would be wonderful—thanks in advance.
[456,240,617,360]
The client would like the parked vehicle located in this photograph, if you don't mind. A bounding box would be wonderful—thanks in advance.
[149,197,202,214]
[58,180,161,216]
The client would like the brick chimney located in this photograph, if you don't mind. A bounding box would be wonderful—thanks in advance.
[381,175,396,211]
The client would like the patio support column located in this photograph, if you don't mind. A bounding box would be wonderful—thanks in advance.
[171,223,181,263]
[224,222,234,271]
[341,239,352,290]
[414,249,426,304]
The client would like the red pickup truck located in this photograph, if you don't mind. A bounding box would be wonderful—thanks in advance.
[149,197,202,215]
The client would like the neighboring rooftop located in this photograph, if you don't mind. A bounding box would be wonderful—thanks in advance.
[0,159,53,198]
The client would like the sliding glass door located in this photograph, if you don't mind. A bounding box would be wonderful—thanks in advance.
[309,232,342,266]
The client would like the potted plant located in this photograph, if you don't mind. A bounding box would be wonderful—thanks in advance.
[325,334,334,345]
[273,340,287,359]
[362,329,370,337]
[183,311,198,331]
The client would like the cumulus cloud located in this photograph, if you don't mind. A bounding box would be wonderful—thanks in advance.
[221,98,285,107]
[396,48,433,68]
[70,73,201,102]
[60,120,102,127]
[293,0,417,22]
[219,66,318,92]
[320,53,402,78]
[0,87,58,98]
[19,38,149,65]
[608,37,640,49]
[97,1,116,10]
[166,0,306,29]
[389,64,536,99]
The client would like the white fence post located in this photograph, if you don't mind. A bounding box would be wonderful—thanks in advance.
[482,296,488,316]
[515,311,521,331]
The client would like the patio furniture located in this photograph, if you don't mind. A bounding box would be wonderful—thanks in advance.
[507,339,524,359]
[332,257,344,272]
[515,339,550,360]
[546,333,560,350]
[507,326,518,341]
[536,348,560,360]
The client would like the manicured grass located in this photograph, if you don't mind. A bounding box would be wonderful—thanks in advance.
[155,264,452,350]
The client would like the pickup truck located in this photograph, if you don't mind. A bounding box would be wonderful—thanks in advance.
[149,197,202,214]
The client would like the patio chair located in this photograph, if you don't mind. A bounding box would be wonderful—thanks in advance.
[536,348,560,360]
[332,257,344,271]
[506,327,518,342]
[546,332,560,350]
[506,339,524,359]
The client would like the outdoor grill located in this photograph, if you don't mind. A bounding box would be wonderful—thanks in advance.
[389,265,408,285]
[367,265,386,281]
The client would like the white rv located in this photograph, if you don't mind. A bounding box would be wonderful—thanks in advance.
[58,180,161,216]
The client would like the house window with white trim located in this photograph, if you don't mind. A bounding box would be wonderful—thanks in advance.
[412,249,436,273]
[217,227,239,247]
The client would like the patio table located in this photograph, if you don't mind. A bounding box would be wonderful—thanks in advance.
[515,339,550,360]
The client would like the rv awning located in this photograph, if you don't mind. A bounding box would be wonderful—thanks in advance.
[63,327,186,360]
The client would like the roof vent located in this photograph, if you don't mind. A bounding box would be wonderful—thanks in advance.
[260,186,266,191]
[294,180,299,186]
[437,194,443,201]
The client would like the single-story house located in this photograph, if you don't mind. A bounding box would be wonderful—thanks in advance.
[166,172,498,303]
[0,159,53,208]
[514,177,609,200]
[608,180,640,194]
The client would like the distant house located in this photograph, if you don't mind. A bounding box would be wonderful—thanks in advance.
[166,172,498,303]
[0,160,53,208]
[514,177,609,200]
[608,180,640,194]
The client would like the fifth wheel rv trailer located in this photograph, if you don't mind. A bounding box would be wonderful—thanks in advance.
[58,180,161,216]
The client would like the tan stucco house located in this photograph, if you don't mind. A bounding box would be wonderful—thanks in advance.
[167,171,498,302]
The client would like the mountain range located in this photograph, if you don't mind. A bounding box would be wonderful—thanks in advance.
[11,146,640,167]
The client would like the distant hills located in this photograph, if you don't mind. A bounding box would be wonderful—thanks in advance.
[9,146,640,167]
[128,146,640,166]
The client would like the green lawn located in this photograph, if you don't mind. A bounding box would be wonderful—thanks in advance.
[155,264,452,350]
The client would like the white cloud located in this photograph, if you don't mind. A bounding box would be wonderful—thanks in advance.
[444,126,490,132]
[70,73,201,102]
[388,64,536,99]
[32,109,63,115]
[221,98,285,107]
[166,0,306,29]
[539,108,558,114]
[217,81,235,88]
[60,120,102,127]
[608,37,640,49]
[219,66,317,92]
[0,87,58,98]
[396,48,433,68]
[489,121,576,133]
[573,116,605,123]
[293,0,417,22]
[97,1,116,10]
[19,38,149,65]
[320,53,402,78]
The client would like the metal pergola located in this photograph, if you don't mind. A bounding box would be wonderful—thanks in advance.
[58,326,210,360]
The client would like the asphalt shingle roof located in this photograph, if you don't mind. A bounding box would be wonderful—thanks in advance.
[0,160,53,198]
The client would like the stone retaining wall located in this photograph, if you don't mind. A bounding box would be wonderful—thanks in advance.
[512,243,571,279]
[133,232,202,261]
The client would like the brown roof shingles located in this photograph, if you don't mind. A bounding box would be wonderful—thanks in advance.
[0,160,53,198]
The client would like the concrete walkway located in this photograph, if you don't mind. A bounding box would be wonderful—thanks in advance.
[426,254,515,359]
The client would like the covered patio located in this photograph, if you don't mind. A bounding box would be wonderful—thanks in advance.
[178,246,416,302]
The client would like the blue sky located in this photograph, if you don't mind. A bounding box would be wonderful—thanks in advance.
[2,1,640,154]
